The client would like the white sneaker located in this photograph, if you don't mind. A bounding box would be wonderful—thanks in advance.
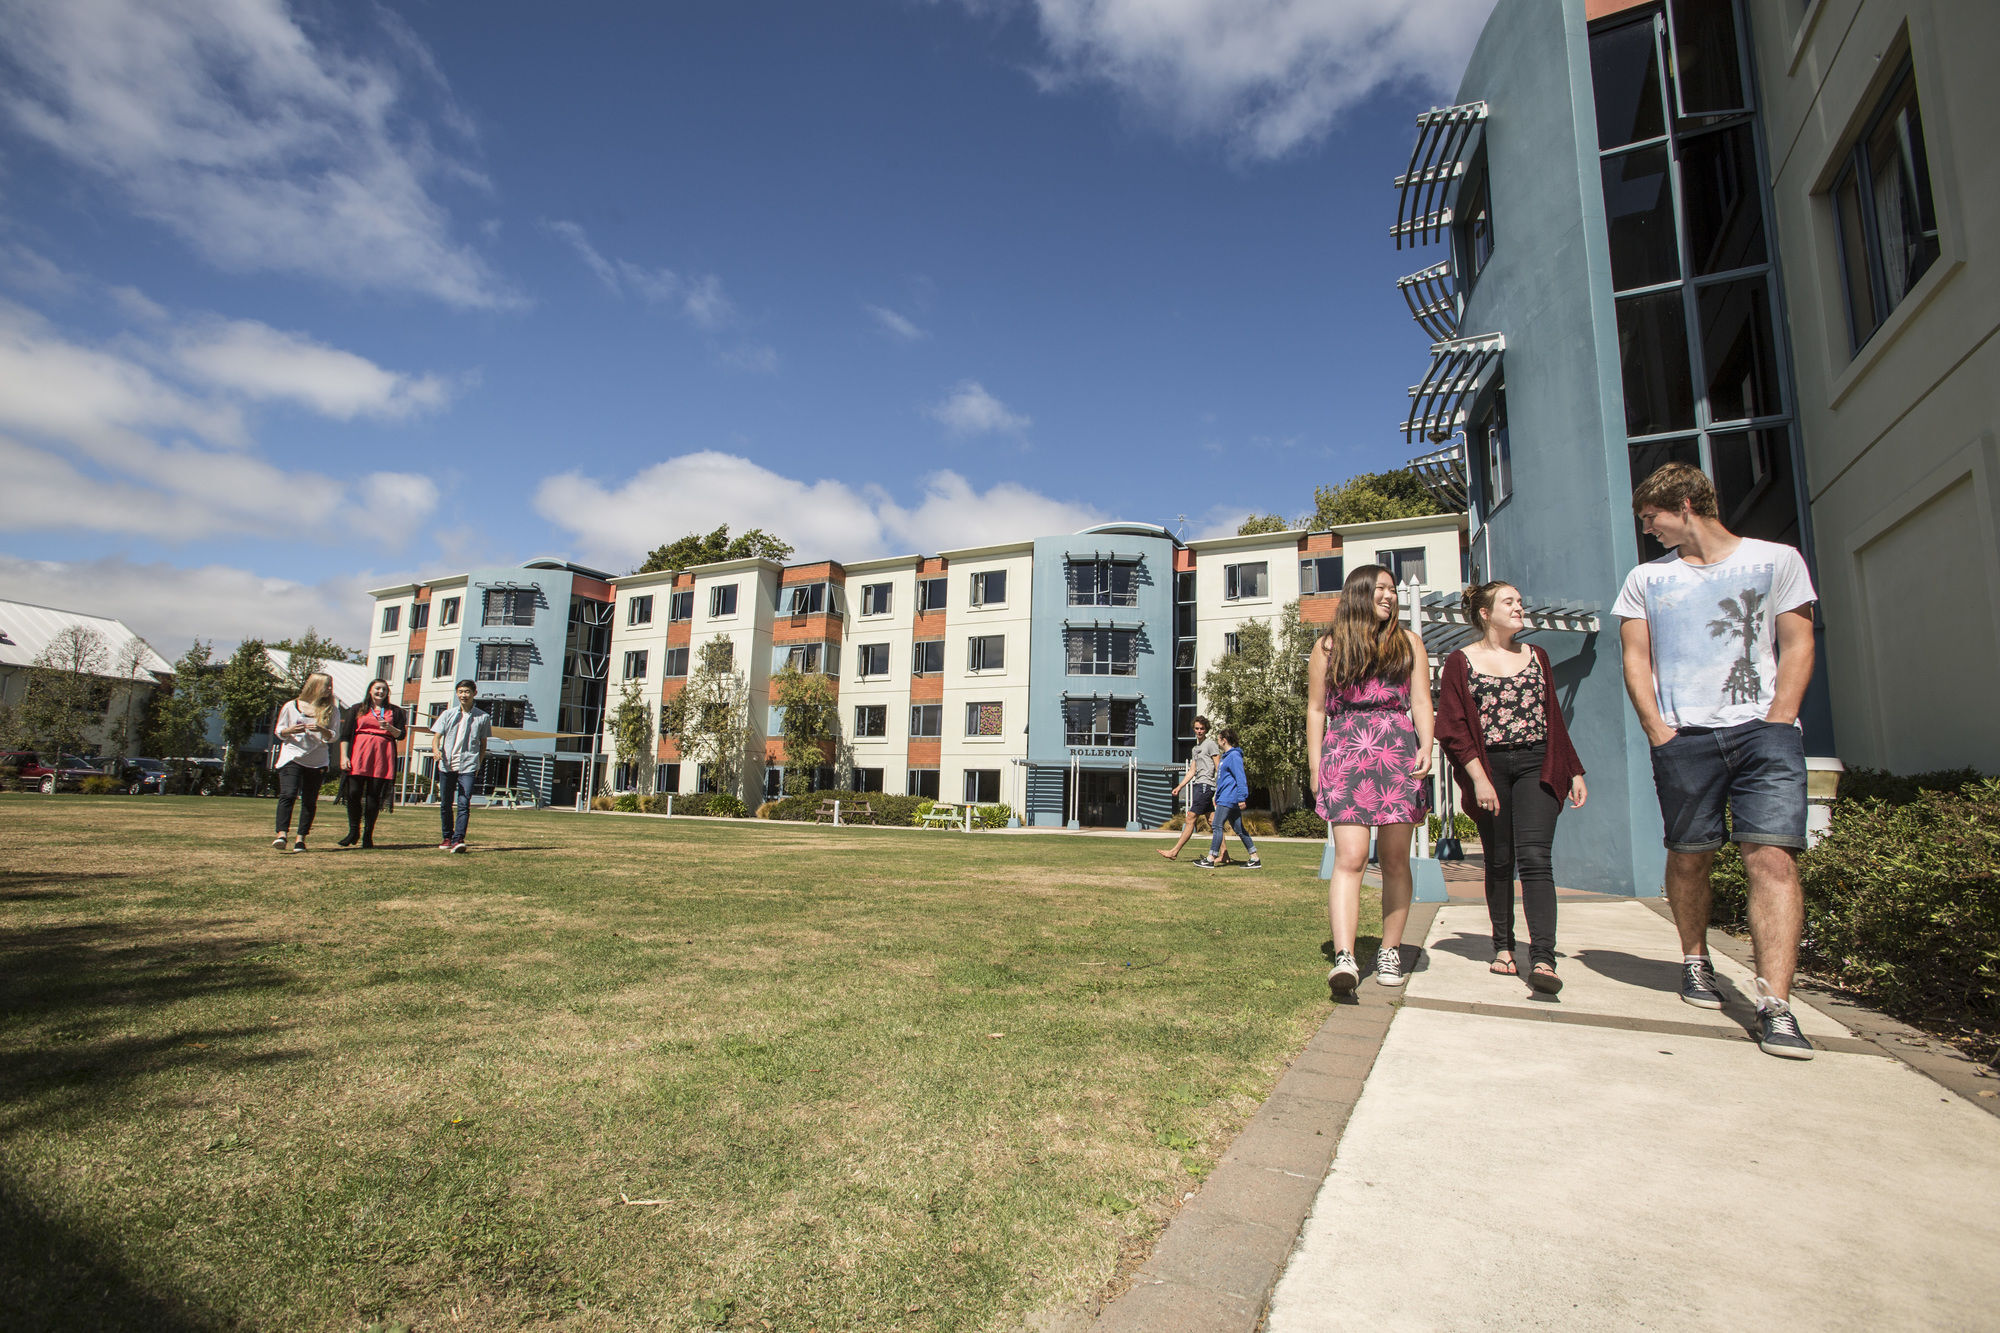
[1375,947,1407,987]
[1327,951,1361,995]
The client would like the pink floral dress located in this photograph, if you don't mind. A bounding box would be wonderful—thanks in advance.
[1316,675,1432,826]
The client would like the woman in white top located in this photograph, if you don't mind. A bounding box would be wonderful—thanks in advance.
[272,671,336,851]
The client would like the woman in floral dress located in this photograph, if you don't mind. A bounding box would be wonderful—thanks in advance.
[1435,582,1587,993]
[1309,565,1433,995]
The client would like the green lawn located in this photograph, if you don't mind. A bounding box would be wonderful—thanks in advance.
[0,797,1372,1331]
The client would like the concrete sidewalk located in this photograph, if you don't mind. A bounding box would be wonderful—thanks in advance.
[1100,898,2000,1331]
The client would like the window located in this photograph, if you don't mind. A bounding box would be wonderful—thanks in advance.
[1602,143,1679,290]
[696,764,717,794]
[709,584,738,618]
[857,643,890,677]
[917,576,948,613]
[783,642,836,674]
[1832,61,1939,351]
[1223,632,1242,656]
[427,701,448,724]
[375,655,394,680]
[853,705,887,738]
[1065,627,1138,676]
[1299,555,1345,595]
[483,699,527,728]
[1376,548,1428,585]
[910,703,942,738]
[381,606,400,634]
[963,769,1000,804]
[970,569,1006,607]
[712,639,734,672]
[1064,699,1138,747]
[475,643,533,683]
[967,634,1005,672]
[784,582,834,616]
[628,595,653,626]
[860,582,892,616]
[1067,559,1138,607]
[1459,167,1493,285]
[403,654,421,682]
[912,640,944,675]
[965,701,1003,738]
[1223,562,1269,601]
[664,646,689,677]
[483,588,536,626]
[410,603,430,631]
[851,767,884,793]
[907,768,940,799]
[432,648,454,679]
[1480,392,1512,508]
[669,590,694,622]
[658,762,680,794]
[438,596,460,627]
[623,650,649,680]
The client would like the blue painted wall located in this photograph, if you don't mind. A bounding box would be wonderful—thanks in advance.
[458,564,576,765]
[1026,530,1178,828]
[1447,0,1666,896]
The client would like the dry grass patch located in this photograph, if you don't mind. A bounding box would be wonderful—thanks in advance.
[1,796,1379,1331]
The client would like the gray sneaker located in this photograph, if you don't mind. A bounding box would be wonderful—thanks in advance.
[1327,951,1361,996]
[1375,946,1406,988]
[1680,957,1724,1009]
[1755,981,1814,1060]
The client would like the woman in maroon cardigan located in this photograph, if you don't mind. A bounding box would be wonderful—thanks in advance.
[1435,582,1587,993]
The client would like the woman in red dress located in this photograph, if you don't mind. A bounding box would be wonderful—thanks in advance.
[337,678,405,848]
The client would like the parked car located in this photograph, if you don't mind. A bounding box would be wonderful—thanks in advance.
[0,751,101,793]
[105,757,170,794]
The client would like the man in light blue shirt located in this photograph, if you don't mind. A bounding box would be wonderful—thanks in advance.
[433,679,491,853]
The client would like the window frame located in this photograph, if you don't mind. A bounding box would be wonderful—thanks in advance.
[916,576,948,614]
[969,569,1006,608]
[966,633,1006,673]
[668,590,694,622]
[623,649,649,680]
[911,639,944,676]
[909,703,942,738]
[856,643,891,678]
[1299,555,1345,595]
[403,653,422,682]
[1066,558,1139,608]
[708,584,739,619]
[432,648,454,679]
[964,700,1003,739]
[1063,698,1138,748]
[438,596,460,628]
[1064,626,1138,677]
[860,582,893,617]
[628,594,654,626]
[663,646,689,678]
[474,643,533,684]
[1222,561,1269,602]
[906,767,940,800]
[1829,57,1941,354]
[852,704,888,738]
[381,606,400,634]
[375,654,394,681]
[963,768,1001,804]
[410,602,430,631]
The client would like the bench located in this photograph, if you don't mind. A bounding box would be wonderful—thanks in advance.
[811,798,877,826]
[920,801,965,830]
[486,785,534,809]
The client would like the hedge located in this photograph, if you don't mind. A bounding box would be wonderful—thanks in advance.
[1710,777,1999,1034]
[592,791,746,817]
[758,790,929,825]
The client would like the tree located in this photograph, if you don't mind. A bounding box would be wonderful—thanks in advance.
[1237,513,1289,535]
[218,639,282,790]
[1308,469,1446,528]
[270,627,365,689]
[637,524,794,576]
[657,638,749,797]
[146,642,218,761]
[770,662,841,795]
[20,625,111,756]
[609,680,655,790]
[1199,601,1318,812]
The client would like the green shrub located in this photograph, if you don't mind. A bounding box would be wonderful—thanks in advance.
[1837,765,1986,806]
[80,776,121,795]
[319,779,341,797]
[1159,812,1212,833]
[591,793,614,811]
[972,803,1016,830]
[613,793,641,813]
[1277,808,1327,838]
[760,790,926,825]
[1425,811,1478,841]
[1163,808,1273,835]
[1712,779,2000,1029]
[708,792,746,818]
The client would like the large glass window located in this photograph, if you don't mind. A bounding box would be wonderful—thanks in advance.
[664,647,688,677]
[860,583,892,616]
[912,640,944,675]
[1067,559,1138,607]
[475,643,532,683]
[438,596,460,627]
[970,570,1006,607]
[1832,61,1940,351]
[1065,628,1138,676]
[1064,699,1138,747]
[852,705,886,738]
[1299,556,1344,595]
[1680,123,1765,275]
[1591,15,1665,150]
[1616,290,1696,435]
[1602,145,1679,290]
[785,582,834,616]
[668,590,693,622]
[856,643,889,677]
[708,585,738,618]
[917,576,948,613]
[1223,562,1268,601]
[965,702,1003,737]
[907,768,940,800]
[1697,278,1782,423]
[623,650,648,680]
[1711,428,1800,548]
[483,588,535,627]
[410,603,430,631]
[963,769,1000,804]
[1665,0,1746,119]
[967,634,1005,672]
[910,704,942,738]
[627,595,653,626]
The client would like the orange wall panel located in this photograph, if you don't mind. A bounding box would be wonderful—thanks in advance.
[906,739,941,765]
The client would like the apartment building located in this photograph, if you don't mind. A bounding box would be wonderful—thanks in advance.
[365,514,1468,824]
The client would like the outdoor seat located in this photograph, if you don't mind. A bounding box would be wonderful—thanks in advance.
[920,802,963,829]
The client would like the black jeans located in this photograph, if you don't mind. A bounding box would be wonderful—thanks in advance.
[1472,745,1563,964]
[275,763,325,837]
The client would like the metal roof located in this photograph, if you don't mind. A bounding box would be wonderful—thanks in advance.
[0,599,174,679]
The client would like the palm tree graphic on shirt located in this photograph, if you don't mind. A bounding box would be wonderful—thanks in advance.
[1708,588,1766,705]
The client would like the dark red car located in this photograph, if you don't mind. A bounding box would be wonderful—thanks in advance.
[0,750,101,793]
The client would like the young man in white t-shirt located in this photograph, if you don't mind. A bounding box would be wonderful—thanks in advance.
[1614,463,1818,1059]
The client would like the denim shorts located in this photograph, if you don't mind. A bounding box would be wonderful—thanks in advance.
[1189,783,1216,815]
[1650,719,1807,853]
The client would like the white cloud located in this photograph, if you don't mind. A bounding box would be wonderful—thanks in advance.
[680,274,734,329]
[171,318,454,420]
[0,297,443,544]
[532,450,1103,572]
[546,219,741,329]
[1003,0,1498,159]
[546,220,622,293]
[928,380,1031,436]
[717,342,779,374]
[0,553,379,659]
[865,304,928,341]
[0,0,514,307]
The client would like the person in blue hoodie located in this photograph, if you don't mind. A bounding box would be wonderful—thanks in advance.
[1198,728,1261,869]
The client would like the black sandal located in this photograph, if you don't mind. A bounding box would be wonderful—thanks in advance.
[1528,961,1563,994]
[1489,955,1518,976]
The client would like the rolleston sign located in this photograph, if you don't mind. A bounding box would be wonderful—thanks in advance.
[1068,748,1135,758]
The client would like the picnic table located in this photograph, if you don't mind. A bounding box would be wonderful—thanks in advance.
[919,801,965,830]
[811,798,877,825]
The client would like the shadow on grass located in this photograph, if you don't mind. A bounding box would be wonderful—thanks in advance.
[0,869,131,902]
[0,918,309,1131]
[0,1175,217,1332]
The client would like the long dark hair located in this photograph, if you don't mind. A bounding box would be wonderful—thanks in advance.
[365,679,391,707]
[1322,564,1414,691]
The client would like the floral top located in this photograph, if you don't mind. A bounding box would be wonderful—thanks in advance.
[1470,654,1547,746]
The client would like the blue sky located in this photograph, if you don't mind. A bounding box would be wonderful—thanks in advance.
[0,0,1495,654]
